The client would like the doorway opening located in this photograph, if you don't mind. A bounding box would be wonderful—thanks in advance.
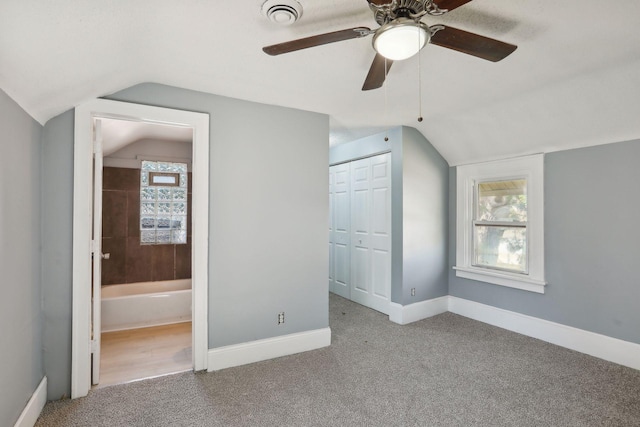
[97,119,194,387]
[72,99,209,398]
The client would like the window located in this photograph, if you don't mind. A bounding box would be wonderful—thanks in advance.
[455,154,545,293]
[474,179,527,273]
[140,160,188,245]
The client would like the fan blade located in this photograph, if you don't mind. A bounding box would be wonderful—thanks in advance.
[263,27,371,56]
[433,0,474,12]
[430,26,517,62]
[362,54,393,91]
[368,0,469,9]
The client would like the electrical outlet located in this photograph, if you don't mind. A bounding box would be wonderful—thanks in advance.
[411,288,416,296]
[278,312,285,325]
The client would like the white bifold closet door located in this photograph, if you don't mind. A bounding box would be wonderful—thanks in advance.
[329,152,391,314]
[329,162,351,299]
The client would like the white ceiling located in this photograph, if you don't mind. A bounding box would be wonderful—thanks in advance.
[99,118,193,156]
[1,0,640,165]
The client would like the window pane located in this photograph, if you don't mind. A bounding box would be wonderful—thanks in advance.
[157,202,171,215]
[172,215,186,230]
[172,202,186,215]
[172,189,187,201]
[140,216,155,229]
[172,230,187,244]
[157,230,171,244]
[141,187,156,201]
[141,230,156,244]
[157,188,172,200]
[477,179,527,222]
[141,202,156,215]
[157,216,171,229]
[474,225,526,273]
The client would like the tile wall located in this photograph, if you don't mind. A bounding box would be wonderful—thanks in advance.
[101,167,192,285]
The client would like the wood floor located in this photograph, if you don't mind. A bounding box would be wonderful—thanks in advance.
[97,322,192,388]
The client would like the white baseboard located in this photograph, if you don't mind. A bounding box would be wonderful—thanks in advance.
[207,297,639,374]
[208,328,331,372]
[14,376,46,427]
[389,296,449,325]
[448,296,640,371]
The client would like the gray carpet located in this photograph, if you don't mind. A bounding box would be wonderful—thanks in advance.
[37,294,640,426]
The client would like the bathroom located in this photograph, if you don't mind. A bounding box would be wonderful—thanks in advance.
[98,119,194,387]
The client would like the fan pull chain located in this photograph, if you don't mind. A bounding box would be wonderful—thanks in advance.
[417,30,423,123]
[384,56,389,142]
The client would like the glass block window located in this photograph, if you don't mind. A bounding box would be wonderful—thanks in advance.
[140,161,188,245]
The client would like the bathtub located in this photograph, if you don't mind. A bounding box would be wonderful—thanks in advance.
[101,279,192,332]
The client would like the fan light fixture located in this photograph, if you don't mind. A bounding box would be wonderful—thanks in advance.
[373,18,430,61]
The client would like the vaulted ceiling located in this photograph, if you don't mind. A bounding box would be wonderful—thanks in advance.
[1,0,639,165]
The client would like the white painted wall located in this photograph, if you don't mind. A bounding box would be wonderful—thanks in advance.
[104,137,193,170]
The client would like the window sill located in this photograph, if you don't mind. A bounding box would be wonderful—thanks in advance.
[453,266,546,294]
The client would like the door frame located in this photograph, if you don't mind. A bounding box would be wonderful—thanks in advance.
[71,99,210,398]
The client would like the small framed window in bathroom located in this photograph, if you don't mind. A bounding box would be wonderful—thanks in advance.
[140,160,188,245]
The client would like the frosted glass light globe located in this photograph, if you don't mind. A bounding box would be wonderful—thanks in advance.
[373,19,430,61]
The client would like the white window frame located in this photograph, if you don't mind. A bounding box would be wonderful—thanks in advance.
[454,154,546,293]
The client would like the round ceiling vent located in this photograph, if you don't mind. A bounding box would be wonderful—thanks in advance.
[262,0,303,26]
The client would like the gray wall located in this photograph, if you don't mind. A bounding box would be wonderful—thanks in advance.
[449,139,640,345]
[400,127,449,304]
[41,110,74,400]
[0,89,44,426]
[329,126,449,306]
[41,83,330,399]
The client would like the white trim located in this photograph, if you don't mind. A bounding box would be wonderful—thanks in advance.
[448,296,640,371]
[14,376,47,427]
[208,328,331,371]
[453,267,545,294]
[455,154,545,293]
[72,99,210,398]
[388,296,449,325]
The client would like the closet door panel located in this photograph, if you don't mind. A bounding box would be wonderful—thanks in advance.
[372,248,390,298]
[334,243,350,288]
[329,163,351,299]
[349,153,391,314]
[368,153,392,312]
[352,246,369,295]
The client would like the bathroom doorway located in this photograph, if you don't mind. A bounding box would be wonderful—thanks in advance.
[72,99,210,398]
[97,119,194,387]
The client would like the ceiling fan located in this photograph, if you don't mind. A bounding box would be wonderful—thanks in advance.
[262,0,517,91]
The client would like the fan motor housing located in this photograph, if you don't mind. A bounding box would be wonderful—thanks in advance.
[262,0,303,26]
[372,0,426,25]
